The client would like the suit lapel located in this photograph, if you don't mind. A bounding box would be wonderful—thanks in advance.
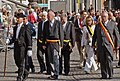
[64,22,69,33]
[18,24,25,38]
[53,20,57,33]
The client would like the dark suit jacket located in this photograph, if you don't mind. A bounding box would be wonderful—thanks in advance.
[10,23,32,50]
[43,19,64,51]
[74,19,83,34]
[67,16,74,24]
[92,21,120,59]
[63,21,75,47]
[37,21,45,47]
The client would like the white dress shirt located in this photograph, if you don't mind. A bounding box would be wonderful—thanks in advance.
[50,19,55,27]
[16,22,23,39]
[42,19,47,31]
[104,20,109,26]
[63,22,67,31]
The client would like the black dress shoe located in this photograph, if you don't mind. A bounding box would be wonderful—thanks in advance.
[48,75,58,80]
[45,72,51,75]
[100,77,107,79]
[84,71,90,74]
[31,68,35,73]
[23,72,29,81]
[16,77,23,81]
[15,70,19,73]
[64,73,68,76]
[59,72,62,75]
[108,76,113,79]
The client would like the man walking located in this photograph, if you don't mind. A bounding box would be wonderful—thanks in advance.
[59,13,75,75]
[92,11,120,79]
[9,13,32,81]
[43,9,64,79]
[37,11,50,74]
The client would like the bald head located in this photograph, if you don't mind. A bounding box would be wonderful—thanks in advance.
[101,11,108,22]
[108,11,114,20]
[47,9,55,21]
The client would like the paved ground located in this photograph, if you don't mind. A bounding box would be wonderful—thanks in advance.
[0,40,120,81]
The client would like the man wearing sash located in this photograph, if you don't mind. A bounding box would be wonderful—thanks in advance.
[92,11,120,79]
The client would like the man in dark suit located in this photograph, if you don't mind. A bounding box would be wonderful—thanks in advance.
[43,9,64,79]
[67,12,74,23]
[23,16,35,73]
[37,11,50,74]
[9,13,32,81]
[59,13,75,75]
[74,12,86,68]
[92,11,120,79]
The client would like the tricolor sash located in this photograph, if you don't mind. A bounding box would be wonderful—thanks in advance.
[99,22,115,49]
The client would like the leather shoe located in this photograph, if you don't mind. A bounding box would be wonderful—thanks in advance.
[31,68,35,73]
[48,75,58,80]
[15,70,19,73]
[16,77,23,81]
[23,72,29,81]
[108,76,113,79]
[100,77,107,79]
[64,73,68,76]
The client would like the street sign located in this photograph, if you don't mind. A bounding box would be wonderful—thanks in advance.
[38,4,48,7]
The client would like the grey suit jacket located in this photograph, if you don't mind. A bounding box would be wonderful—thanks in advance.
[63,21,75,47]
[92,21,120,58]
[43,19,64,51]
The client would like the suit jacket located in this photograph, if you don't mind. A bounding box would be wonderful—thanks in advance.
[92,21,120,59]
[74,19,83,34]
[43,19,64,51]
[63,21,75,47]
[10,23,32,50]
[27,22,36,36]
[67,16,74,23]
[37,21,44,47]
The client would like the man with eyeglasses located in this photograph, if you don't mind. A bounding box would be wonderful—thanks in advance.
[92,11,120,79]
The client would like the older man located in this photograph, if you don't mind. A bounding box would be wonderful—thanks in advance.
[37,11,51,74]
[59,13,75,75]
[43,9,64,79]
[92,11,120,79]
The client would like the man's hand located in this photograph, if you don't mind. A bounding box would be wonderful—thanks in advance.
[27,50,32,56]
[92,45,96,48]
[42,46,46,50]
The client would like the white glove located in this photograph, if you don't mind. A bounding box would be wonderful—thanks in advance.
[6,38,10,44]
[27,50,32,56]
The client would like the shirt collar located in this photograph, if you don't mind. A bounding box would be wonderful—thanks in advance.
[50,18,55,24]
[26,22,29,25]
[104,20,109,26]
[18,22,23,27]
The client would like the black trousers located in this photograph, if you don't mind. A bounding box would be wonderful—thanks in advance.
[14,42,28,79]
[37,46,50,73]
[25,55,35,71]
[118,48,120,65]
[59,46,71,74]
[99,46,113,78]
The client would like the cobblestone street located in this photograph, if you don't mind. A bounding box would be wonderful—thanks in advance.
[0,41,120,81]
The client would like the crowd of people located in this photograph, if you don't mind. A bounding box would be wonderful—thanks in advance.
[1,3,120,81]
